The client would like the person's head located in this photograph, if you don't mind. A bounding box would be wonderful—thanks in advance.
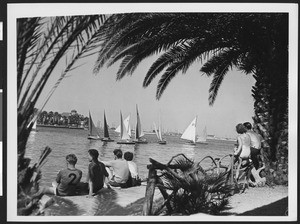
[113,149,123,159]
[236,123,247,134]
[66,154,77,166]
[124,151,134,161]
[243,122,252,130]
[88,149,99,162]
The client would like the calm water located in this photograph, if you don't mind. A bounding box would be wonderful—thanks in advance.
[26,127,236,187]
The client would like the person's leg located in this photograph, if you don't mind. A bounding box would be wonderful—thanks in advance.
[235,157,242,180]
[250,147,260,169]
[31,186,55,199]
[105,167,113,181]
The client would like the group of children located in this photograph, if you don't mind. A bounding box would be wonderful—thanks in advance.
[32,148,141,200]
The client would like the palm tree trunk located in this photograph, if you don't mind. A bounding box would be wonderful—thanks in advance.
[251,49,288,185]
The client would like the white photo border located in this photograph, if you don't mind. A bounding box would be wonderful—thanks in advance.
[7,2,298,222]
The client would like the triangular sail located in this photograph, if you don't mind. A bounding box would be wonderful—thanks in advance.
[158,124,163,141]
[32,120,37,130]
[124,115,132,137]
[197,126,207,142]
[158,115,163,141]
[120,111,130,140]
[153,122,160,140]
[181,116,197,143]
[103,111,109,138]
[135,105,144,139]
[89,111,99,137]
[115,115,131,136]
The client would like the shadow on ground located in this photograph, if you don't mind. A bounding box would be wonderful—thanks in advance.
[237,197,288,216]
[44,188,163,216]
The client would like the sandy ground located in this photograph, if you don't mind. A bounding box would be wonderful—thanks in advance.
[191,185,288,217]
[41,185,288,216]
[224,185,288,215]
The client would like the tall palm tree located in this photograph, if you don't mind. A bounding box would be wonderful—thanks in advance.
[94,13,288,184]
[17,15,106,206]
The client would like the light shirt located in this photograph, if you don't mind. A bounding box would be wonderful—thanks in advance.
[246,130,262,149]
[127,161,139,178]
[103,159,130,183]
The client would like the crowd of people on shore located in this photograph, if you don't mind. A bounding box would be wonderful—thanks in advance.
[32,148,141,200]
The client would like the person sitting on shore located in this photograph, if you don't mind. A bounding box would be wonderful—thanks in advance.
[86,149,109,197]
[234,123,251,180]
[243,122,264,169]
[124,151,141,187]
[103,149,130,188]
[31,154,82,198]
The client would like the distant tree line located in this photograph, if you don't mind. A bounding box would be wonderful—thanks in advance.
[37,109,88,127]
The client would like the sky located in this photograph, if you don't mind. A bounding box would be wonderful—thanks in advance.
[38,50,256,138]
[11,4,267,139]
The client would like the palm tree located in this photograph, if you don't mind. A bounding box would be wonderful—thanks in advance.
[17,15,106,213]
[94,13,288,184]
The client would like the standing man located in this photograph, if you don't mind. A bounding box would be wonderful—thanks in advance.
[103,149,130,187]
[243,122,264,169]
[87,149,109,197]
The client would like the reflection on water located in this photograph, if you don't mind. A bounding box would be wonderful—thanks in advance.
[25,127,235,186]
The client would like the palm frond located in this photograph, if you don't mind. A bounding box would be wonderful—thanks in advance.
[202,48,241,105]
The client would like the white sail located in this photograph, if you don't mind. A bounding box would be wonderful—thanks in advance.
[158,124,163,141]
[120,112,130,140]
[197,126,207,142]
[32,120,37,130]
[181,116,197,143]
[158,115,163,141]
[115,115,131,136]
[153,122,160,139]
[124,115,132,137]
[135,105,144,139]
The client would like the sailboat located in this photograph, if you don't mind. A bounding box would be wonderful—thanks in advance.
[153,122,166,144]
[181,116,197,145]
[87,111,101,140]
[27,115,38,132]
[115,114,132,137]
[32,120,37,132]
[196,126,208,145]
[117,111,135,144]
[134,105,148,144]
[101,111,114,142]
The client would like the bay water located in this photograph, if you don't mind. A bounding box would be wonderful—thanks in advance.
[26,126,236,187]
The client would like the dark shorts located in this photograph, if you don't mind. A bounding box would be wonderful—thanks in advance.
[250,147,260,156]
[109,180,126,187]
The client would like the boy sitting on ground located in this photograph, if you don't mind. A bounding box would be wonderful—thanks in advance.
[124,151,141,187]
[31,154,82,198]
[86,149,109,197]
[103,149,130,188]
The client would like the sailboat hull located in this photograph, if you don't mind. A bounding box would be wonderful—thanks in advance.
[158,140,167,145]
[184,141,196,145]
[196,141,208,145]
[87,136,101,140]
[134,139,148,144]
[101,138,114,142]
[117,140,136,145]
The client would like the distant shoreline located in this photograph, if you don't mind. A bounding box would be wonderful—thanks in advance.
[36,124,85,130]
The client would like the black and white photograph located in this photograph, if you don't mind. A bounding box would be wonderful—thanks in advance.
[5,2,298,222]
